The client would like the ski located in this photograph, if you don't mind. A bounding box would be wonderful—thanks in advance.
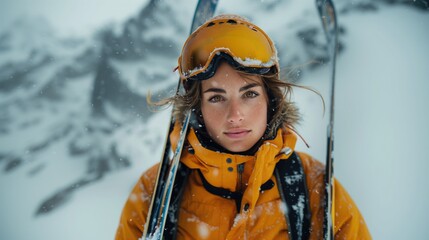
[142,1,218,239]
[315,0,338,239]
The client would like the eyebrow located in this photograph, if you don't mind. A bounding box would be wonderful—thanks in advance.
[239,83,260,92]
[203,83,261,94]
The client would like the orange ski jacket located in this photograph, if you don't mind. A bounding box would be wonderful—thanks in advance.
[116,126,371,239]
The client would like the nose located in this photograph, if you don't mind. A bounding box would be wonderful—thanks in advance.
[227,100,244,123]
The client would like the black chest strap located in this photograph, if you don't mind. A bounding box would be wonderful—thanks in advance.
[197,169,275,212]
[164,152,311,240]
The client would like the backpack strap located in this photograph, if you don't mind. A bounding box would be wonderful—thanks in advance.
[275,151,312,240]
[164,162,191,239]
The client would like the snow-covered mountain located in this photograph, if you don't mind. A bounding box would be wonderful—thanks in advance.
[0,0,336,216]
[0,0,428,239]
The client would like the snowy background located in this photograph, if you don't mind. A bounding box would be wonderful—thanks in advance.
[1,0,428,239]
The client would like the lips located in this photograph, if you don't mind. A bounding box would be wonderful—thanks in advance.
[224,129,251,139]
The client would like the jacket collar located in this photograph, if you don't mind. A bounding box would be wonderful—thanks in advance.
[184,127,297,167]
[170,123,297,190]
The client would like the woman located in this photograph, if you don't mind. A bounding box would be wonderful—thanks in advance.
[116,14,371,240]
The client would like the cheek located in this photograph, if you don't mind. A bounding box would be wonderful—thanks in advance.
[201,103,223,130]
[251,100,268,124]
[250,99,267,112]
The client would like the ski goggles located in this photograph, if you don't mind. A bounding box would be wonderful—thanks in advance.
[177,15,279,84]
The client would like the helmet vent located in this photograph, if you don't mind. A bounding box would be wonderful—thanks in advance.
[227,19,237,24]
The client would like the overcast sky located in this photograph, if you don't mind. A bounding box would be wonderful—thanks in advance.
[0,0,147,37]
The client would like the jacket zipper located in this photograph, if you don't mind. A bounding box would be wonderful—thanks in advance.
[237,163,245,193]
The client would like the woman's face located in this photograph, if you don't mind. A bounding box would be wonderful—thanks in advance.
[200,63,268,152]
